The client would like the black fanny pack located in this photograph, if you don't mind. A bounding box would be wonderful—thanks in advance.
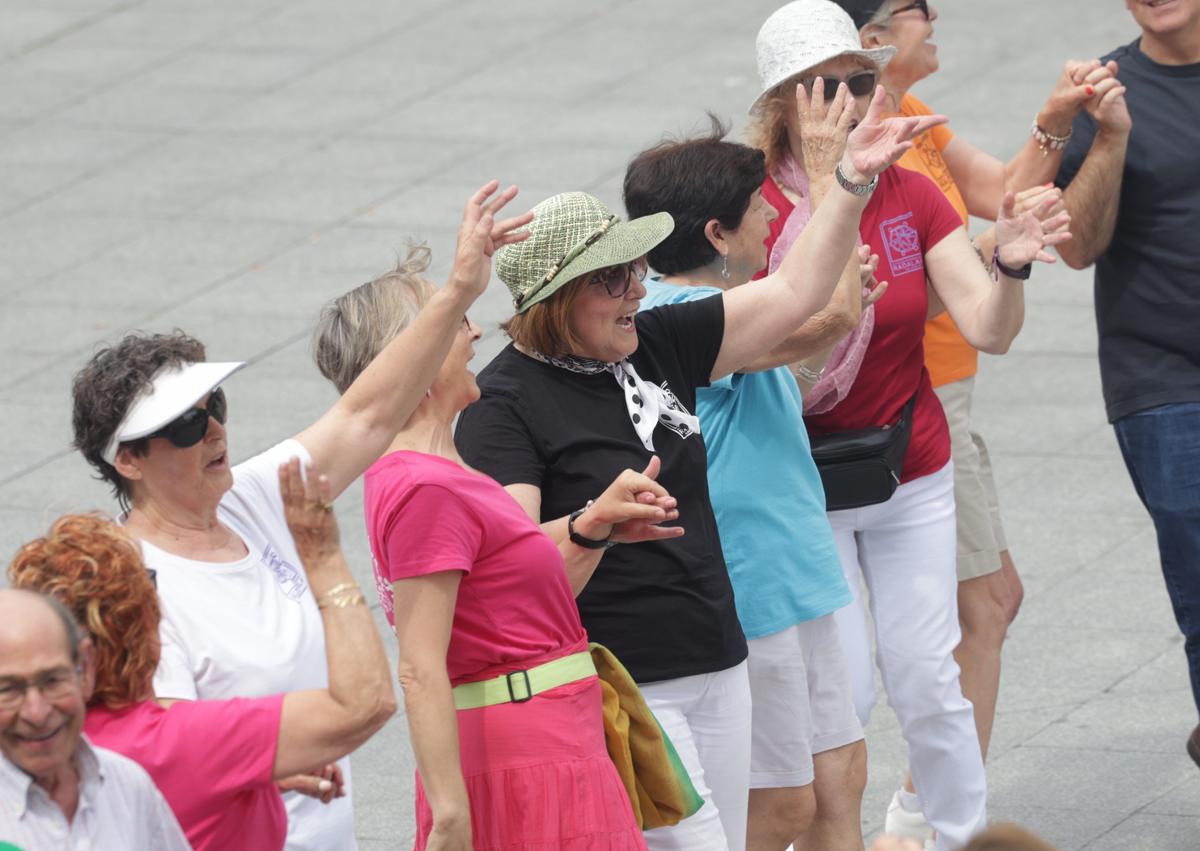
[809,392,919,512]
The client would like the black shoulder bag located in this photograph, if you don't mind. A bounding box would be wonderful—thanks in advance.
[809,392,919,512]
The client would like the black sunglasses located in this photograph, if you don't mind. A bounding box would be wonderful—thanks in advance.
[587,258,648,299]
[148,388,227,450]
[892,0,930,20]
[801,70,878,101]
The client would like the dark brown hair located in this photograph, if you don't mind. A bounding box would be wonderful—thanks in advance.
[623,115,766,276]
[72,331,206,510]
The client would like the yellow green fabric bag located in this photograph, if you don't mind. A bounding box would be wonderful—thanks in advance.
[590,643,704,829]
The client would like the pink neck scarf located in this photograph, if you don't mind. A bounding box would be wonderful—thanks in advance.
[770,154,874,415]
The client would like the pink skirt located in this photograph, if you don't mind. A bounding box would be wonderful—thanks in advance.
[414,677,647,851]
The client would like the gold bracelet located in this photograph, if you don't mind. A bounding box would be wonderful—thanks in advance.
[318,591,366,610]
[315,581,358,602]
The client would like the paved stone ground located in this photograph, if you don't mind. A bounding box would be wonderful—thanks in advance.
[2,1,1195,848]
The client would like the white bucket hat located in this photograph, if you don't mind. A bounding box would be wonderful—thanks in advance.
[752,0,896,113]
[101,361,245,464]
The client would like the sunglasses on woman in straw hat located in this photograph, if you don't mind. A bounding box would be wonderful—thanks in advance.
[496,192,673,314]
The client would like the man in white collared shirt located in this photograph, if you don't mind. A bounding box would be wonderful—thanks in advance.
[0,589,190,850]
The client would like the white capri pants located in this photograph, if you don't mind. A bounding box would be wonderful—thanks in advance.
[640,661,752,851]
[829,463,987,851]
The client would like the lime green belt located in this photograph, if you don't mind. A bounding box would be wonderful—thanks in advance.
[452,651,596,711]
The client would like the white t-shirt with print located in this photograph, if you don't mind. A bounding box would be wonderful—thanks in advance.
[146,439,357,851]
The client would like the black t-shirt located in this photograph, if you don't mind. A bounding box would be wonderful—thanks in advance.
[455,296,747,684]
[1056,38,1200,422]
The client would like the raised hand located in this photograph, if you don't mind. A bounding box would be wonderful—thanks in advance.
[446,180,535,300]
[795,78,855,178]
[279,458,340,567]
[842,86,947,183]
[995,191,1072,269]
[1038,59,1106,133]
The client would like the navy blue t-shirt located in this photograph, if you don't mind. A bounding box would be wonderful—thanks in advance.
[1056,38,1200,422]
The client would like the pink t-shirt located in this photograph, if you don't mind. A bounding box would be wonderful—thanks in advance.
[364,451,588,685]
[84,696,286,851]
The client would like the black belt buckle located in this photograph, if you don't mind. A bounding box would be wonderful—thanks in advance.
[506,669,533,703]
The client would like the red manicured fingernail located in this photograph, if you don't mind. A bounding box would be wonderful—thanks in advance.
[1085,85,1095,95]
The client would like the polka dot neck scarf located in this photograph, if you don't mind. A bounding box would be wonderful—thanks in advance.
[524,349,701,451]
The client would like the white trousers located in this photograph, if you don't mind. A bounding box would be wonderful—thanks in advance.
[829,463,987,851]
[640,661,752,851]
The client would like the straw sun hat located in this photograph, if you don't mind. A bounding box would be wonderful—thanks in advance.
[752,0,896,113]
[496,192,673,313]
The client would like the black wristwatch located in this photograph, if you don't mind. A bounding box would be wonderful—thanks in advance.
[568,501,616,550]
[992,246,1032,281]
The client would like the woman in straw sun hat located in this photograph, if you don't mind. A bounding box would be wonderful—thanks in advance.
[827,1,1117,844]
[68,181,530,851]
[747,1,1071,848]
[455,98,942,849]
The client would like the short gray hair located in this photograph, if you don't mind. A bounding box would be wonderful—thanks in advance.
[43,594,83,664]
[312,244,436,395]
[861,1,895,32]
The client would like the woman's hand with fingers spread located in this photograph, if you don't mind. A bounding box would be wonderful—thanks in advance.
[995,191,1073,269]
[576,456,684,545]
[279,458,340,566]
[795,78,854,179]
[446,180,535,301]
[842,87,947,183]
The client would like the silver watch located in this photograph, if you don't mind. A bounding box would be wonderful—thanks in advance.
[835,164,878,197]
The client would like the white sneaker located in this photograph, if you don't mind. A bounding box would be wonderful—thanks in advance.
[884,789,933,842]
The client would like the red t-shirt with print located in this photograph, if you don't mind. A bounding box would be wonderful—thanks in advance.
[760,166,960,482]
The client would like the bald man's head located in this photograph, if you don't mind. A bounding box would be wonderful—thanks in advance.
[0,589,81,663]
[0,588,91,785]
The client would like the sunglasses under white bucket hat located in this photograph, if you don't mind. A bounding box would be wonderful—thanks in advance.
[101,361,245,464]
[751,0,896,113]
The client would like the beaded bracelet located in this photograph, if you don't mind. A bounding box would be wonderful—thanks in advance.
[1030,118,1072,157]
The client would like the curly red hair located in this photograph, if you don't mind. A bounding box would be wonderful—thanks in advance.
[8,513,160,709]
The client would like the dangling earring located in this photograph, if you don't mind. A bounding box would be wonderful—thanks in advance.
[721,253,730,281]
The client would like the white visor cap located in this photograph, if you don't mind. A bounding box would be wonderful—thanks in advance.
[101,361,245,465]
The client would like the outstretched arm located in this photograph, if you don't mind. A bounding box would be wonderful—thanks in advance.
[712,85,946,380]
[944,60,1113,219]
[296,181,533,498]
[928,193,1072,354]
[1057,84,1131,270]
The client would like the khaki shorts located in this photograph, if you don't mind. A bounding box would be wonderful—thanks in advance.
[933,376,1009,581]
